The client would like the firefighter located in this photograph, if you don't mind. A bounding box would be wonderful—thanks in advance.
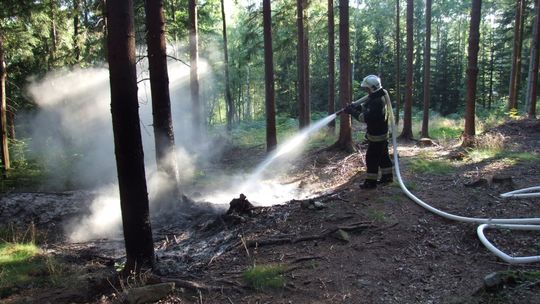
[344,75,394,189]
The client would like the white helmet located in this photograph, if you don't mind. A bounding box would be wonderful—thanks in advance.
[361,75,382,91]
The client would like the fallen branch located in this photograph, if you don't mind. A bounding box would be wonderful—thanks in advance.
[245,222,375,248]
[158,276,243,293]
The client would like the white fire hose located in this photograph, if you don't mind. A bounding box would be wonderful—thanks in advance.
[382,94,540,264]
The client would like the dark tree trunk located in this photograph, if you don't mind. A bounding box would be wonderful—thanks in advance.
[263,0,277,152]
[488,26,494,110]
[395,0,401,125]
[508,0,525,111]
[463,0,482,147]
[144,0,180,190]
[189,0,201,139]
[527,0,540,118]
[73,0,81,61]
[106,0,155,272]
[334,0,353,152]
[0,35,9,172]
[221,0,234,130]
[49,0,58,69]
[327,0,335,132]
[421,0,432,138]
[400,0,414,140]
[297,0,310,129]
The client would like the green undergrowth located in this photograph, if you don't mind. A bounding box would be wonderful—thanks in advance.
[409,158,454,175]
[243,264,286,291]
[467,149,539,163]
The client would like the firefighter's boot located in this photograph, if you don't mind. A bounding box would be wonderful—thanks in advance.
[378,174,393,185]
[360,179,377,189]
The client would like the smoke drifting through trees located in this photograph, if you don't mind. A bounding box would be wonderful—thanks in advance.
[23,51,316,242]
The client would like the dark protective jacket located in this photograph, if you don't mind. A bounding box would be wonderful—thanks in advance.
[350,88,390,142]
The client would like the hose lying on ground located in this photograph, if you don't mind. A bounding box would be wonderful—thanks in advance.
[381,93,540,264]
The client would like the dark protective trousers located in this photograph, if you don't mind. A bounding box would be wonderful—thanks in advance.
[365,140,393,181]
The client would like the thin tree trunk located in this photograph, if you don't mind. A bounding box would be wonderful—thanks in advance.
[144,0,180,192]
[421,0,432,138]
[221,0,234,131]
[508,0,525,111]
[49,0,58,69]
[0,35,10,172]
[463,0,482,147]
[327,0,336,132]
[488,25,494,110]
[304,5,310,127]
[73,0,81,62]
[188,0,201,139]
[263,0,277,152]
[395,0,401,125]
[527,0,540,118]
[297,0,307,129]
[106,0,155,273]
[400,0,414,140]
[334,0,353,152]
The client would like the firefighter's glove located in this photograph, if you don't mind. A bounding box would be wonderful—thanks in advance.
[344,104,361,120]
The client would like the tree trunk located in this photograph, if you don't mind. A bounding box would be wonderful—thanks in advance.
[488,25,494,110]
[0,35,10,172]
[297,0,308,129]
[327,0,335,132]
[421,0,432,138]
[334,0,353,152]
[395,0,401,125]
[508,0,525,111]
[221,0,234,130]
[144,0,180,192]
[304,6,310,127]
[189,0,201,140]
[263,0,277,152]
[463,0,482,147]
[49,0,58,70]
[400,0,414,140]
[73,0,81,62]
[106,0,155,272]
[527,0,540,118]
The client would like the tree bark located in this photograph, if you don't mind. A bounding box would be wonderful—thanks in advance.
[0,35,10,172]
[73,0,81,62]
[144,0,180,191]
[297,0,308,129]
[334,0,353,152]
[189,0,201,140]
[400,0,414,140]
[421,0,432,138]
[106,0,155,272]
[463,0,482,147]
[508,0,525,111]
[263,0,277,152]
[527,0,540,118]
[221,0,234,130]
[327,0,335,132]
[395,0,401,125]
[49,0,58,70]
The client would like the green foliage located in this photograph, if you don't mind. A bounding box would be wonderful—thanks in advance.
[243,264,286,291]
[0,242,42,297]
[409,158,454,175]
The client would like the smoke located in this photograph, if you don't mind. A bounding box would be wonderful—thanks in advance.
[22,45,319,242]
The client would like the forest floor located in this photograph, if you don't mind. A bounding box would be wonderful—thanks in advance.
[1,118,540,303]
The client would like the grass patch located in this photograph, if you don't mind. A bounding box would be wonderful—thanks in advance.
[430,126,462,140]
[366,210,386,222]
[0,242,43,297]
[409,158,454,175]
[243,264,286,291]
[498,151,539,163]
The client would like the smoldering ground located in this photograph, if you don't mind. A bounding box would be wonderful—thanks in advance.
[15,51,319,243]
